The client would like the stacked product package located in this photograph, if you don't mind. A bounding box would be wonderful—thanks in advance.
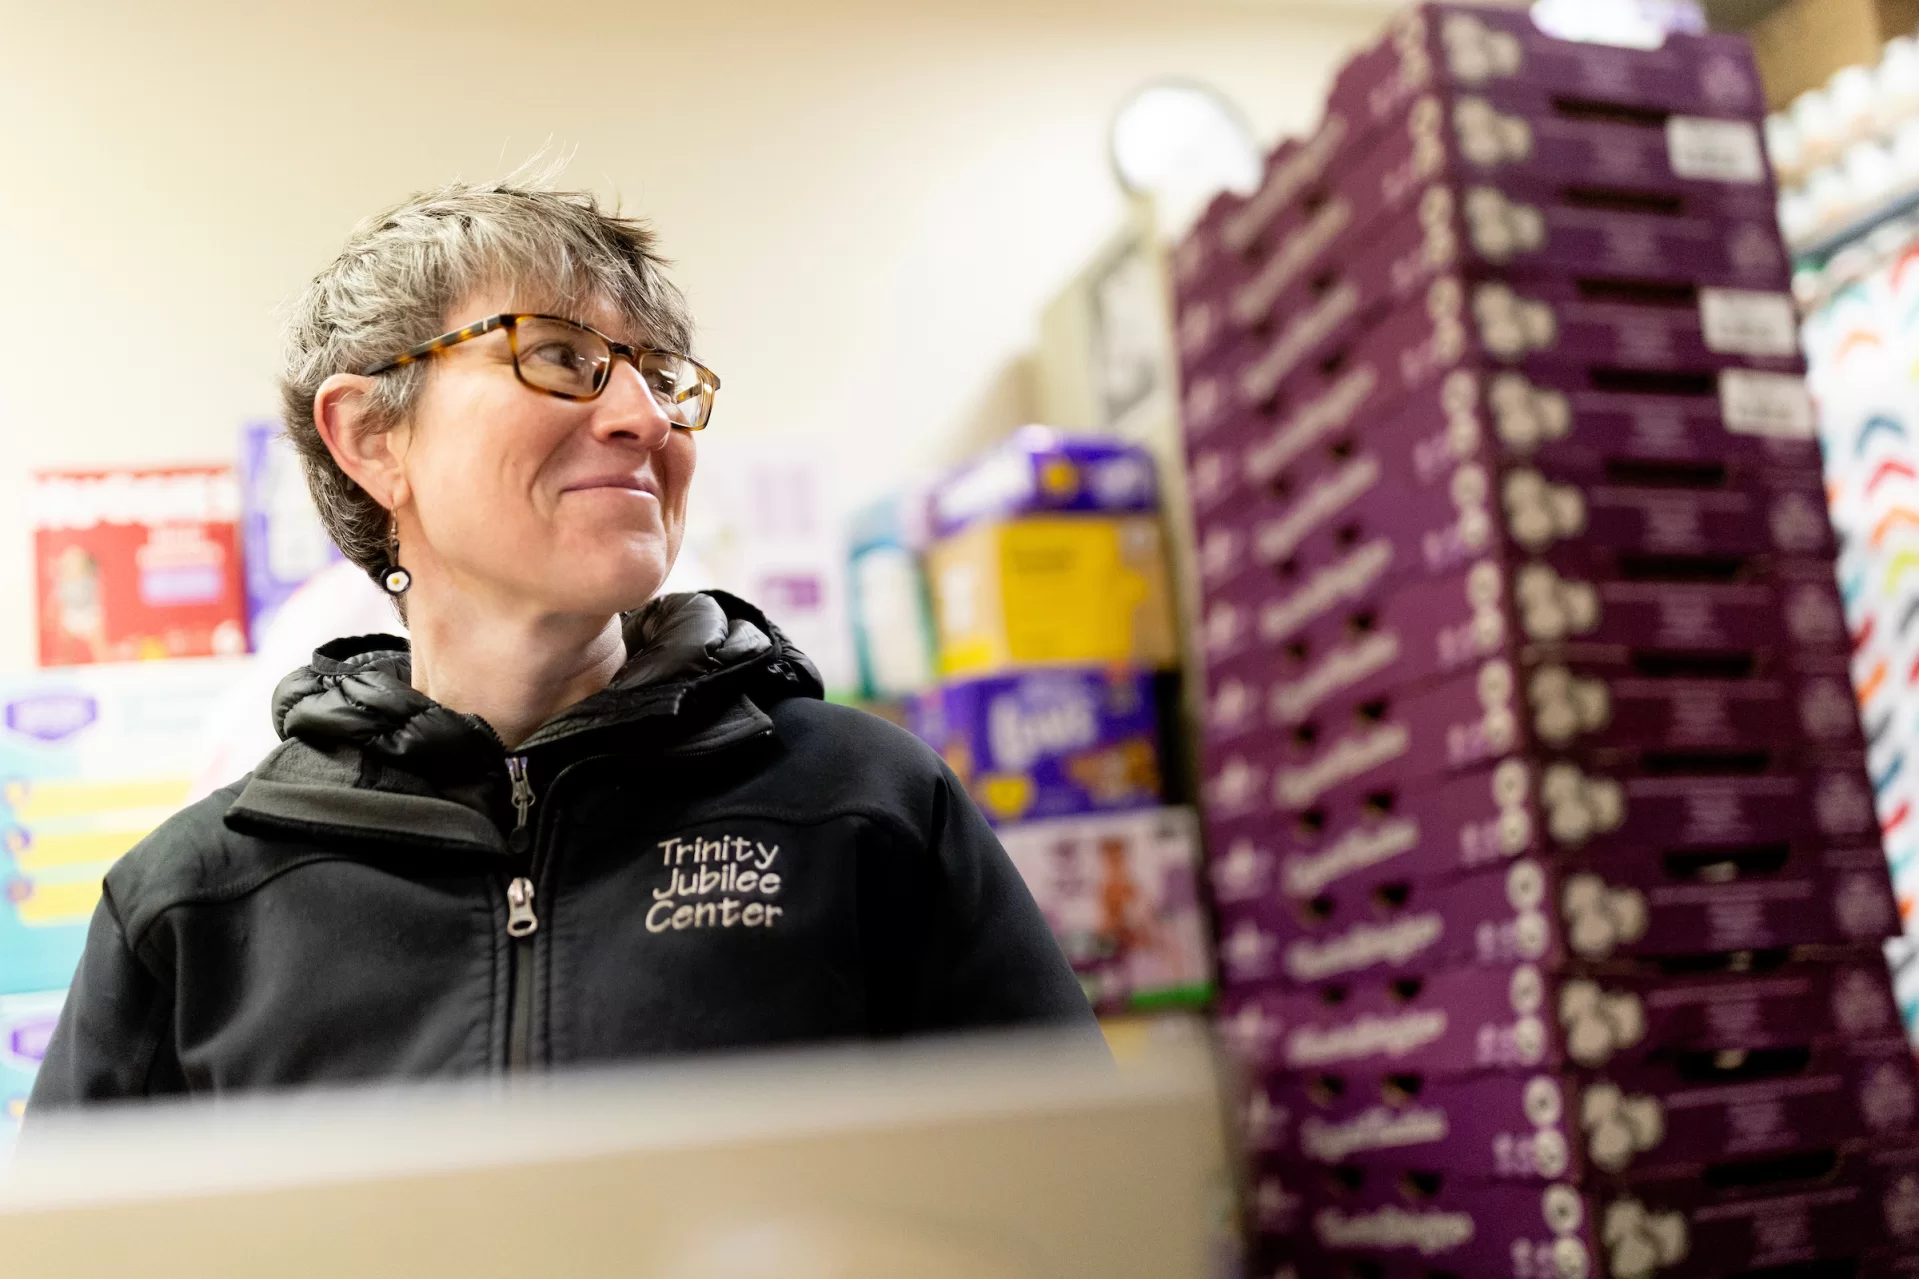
[1172,6,1919,1276]
[908,427,1214,1015]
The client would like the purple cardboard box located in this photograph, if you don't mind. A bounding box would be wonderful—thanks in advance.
[1197,451,1833,643]
[1244,1036,1919,1184]
[1172,125,1355,335]
[1205,751,1877,909]
[927,425,1157,538]
[1173,9,1774,344]
[1213,842,1895,988]
[1254,1140,1896,1279]
[1233,362,1823,536]
[907,667,1164,826]
[1214,647,1861,819]
[1199,555,1848,753]
[1358,271,1808,400]
[1366,277,1804,460]
[1184,339,1818,554]
[1219,952,1904,1077]
[1200,270,1807,480]
[1215,857,1561,988]
[1202,543,1832,705]
[1180,176,1787,377]
[1332,4,1767,137]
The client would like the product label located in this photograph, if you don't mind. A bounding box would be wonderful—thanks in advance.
[1718,369,1816,438]
[1665,116,1767,184]
[1698,288,1799,357]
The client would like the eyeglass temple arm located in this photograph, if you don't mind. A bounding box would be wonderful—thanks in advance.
[361,314,513,376]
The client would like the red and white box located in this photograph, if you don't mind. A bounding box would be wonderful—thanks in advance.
[31,466,248,667]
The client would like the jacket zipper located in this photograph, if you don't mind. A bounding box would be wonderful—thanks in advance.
[504,754,538,1072]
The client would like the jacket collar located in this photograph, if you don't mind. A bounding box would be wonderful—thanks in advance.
[224,591,821,856]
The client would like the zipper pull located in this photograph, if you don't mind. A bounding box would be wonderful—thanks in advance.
[506,876,539,937]
[506,755,535,829]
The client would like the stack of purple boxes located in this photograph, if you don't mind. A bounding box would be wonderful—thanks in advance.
[1174,6,1919,1276]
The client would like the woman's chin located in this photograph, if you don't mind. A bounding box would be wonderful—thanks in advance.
[517,558,667,618]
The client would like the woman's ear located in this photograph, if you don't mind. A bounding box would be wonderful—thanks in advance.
[314,373,410,511]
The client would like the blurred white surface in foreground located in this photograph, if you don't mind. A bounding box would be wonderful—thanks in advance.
[3,1023,1227,1278]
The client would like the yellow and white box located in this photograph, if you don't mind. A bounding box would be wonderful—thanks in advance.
[926,514,1177,676]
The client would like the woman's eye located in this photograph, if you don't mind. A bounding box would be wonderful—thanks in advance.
[526,341,588,370]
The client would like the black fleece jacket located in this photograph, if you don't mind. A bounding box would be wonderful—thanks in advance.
[29,591,1097,1106]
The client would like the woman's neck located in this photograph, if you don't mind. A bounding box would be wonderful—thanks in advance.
[404,596,628,750]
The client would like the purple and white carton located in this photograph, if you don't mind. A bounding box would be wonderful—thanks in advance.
[1201,270,1807,472]
[1331,4,1767,138]
[1180,176,1787,376]
[1205,752,1877,909]
[1234,362,1823,534]
[1364,271,1807,396]
[1172,135,1323,324]
[1197,452,1832,637]
[1199,555,1849,754]
[1254,1145,1890,1279]
[1216,858,1561,988]
[1210,647,1861,820]
[1248,1172,1605,1278]
[1184,312,1817,544]
[1214,843,1895,988]
[1218,950,1904,1077]
[1245,1036,1919,1184]
[1201,541,1834,711]
[1174,11,1773,340]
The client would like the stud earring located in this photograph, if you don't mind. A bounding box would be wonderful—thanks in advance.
[380,518,411,596]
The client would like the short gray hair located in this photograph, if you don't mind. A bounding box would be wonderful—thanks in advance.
[279,176,694,583]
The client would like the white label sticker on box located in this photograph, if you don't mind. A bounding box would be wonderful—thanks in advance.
[1666,116,1767,184]
[1698,288,1800,357]
[1718,370,1816,438]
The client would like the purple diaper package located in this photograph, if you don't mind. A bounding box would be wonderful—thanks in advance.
[1197,540,1833,706]
[1195,270,1807,487]
[1216,857,1560,987]
[1173,10,1773,338]
[927,425,1157,538]
[908,667,1164,826]
[1205,751,1878,911]
[1332,4,1767,134]
[1231,362,1822,543]
[1193,454,1832,657]
[1219,950,1904,1076]
[1199,555,1848,754]
[1244,1035,1919,1185]
[1252,1143,1895,1279]
[1179,177,1787,378]
[1214,843,1895,988]
[1182,312,1817,545]
[1204,646,1862,822]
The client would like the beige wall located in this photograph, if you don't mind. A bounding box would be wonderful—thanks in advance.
[0,0,1386,672]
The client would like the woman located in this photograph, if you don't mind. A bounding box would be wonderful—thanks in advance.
[30,179,1097,1103]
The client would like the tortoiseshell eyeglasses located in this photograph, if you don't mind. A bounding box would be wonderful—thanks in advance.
[361,313,720,430]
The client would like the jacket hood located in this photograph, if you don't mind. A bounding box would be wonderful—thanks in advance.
[224,591,822,855]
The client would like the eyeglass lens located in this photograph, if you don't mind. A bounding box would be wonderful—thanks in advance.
[509,317,712,428]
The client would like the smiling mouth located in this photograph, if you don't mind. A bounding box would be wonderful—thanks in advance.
[566,478,659,498]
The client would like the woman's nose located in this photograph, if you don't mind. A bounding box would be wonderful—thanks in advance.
[592,357,674,448]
